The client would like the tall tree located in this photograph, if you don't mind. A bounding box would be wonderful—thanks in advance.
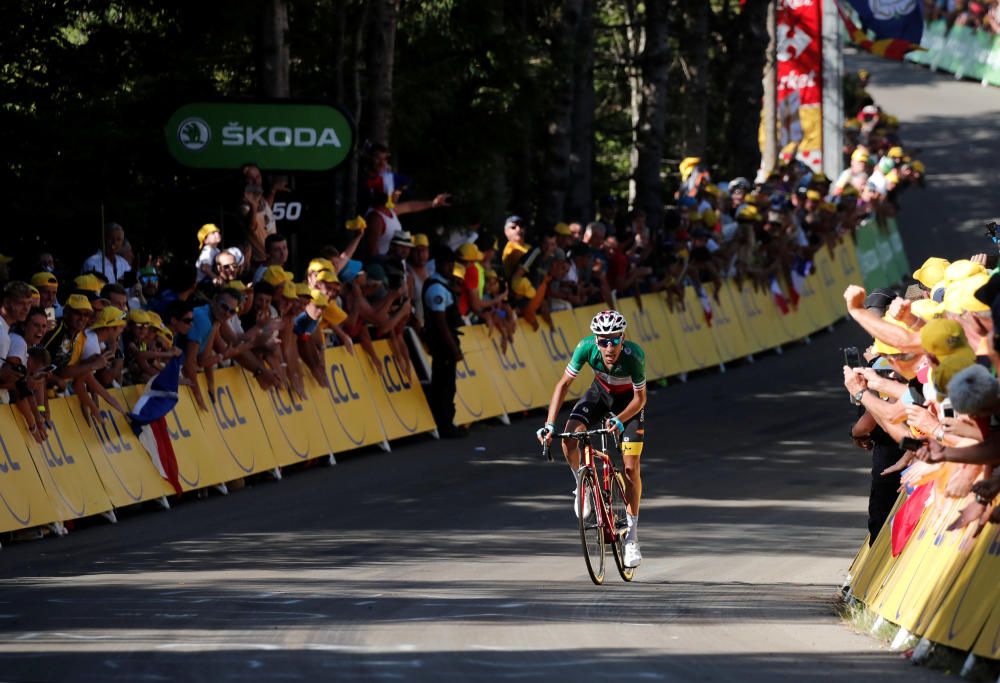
[364,0,399,145]
[567,0,596,223]
[721,0,770,177]
[630,0,669,230]
[679,0,707,157]
[538,0,585,230]
[259,0,291,97]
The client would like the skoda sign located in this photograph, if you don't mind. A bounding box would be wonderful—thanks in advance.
[165,102,354,171]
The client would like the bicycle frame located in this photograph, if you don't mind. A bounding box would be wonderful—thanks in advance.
[558,428,621,544]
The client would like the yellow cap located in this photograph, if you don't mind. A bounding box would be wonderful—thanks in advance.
[157,325,174,344]
[702,209,718,226]
[920,318,969,357]
[65,293,93,312]
[553,222,572,236]
[413,233,430,247]
[512,276,536,299]
[30,272,58,289]
[89,306,127,330]
[224,280,247,294]
[704,184,721,197]
[943,259,986,283]
[147,311,163,327]
[309,289,330,308]
[912,257,950,289]
[261,265,292,286]
[943,273,991,314]
[74,274,103,293]
[910,298,944,321]
[345,215,367,231]
[912,160,925,173]
[281,280,297,299]
[887,146,905,159]
[457,243,484,262]
[819,202,836,214]
[27,285,40,303]
[295,282,312,298]
[806,189,822,201]
[841,185,860,198]
[127,309,152,325]
[197,223,220,248]
[453,263,467,279]
[308,258,335,274]
[316,269,339,284]
[736,205,762,222]
[679,157,701,181]
[933,347,977,397]
[851,148,870,163]
[485,269,498,280]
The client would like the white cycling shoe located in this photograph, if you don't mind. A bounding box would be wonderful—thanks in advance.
[573,487,593,521]
[623,541,642,568]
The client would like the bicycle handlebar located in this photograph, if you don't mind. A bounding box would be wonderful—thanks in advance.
[555,428,616,439]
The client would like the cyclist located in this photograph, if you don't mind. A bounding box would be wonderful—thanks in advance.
[537,309,647,568]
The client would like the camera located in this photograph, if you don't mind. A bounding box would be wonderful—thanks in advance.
[986,219,1000,244]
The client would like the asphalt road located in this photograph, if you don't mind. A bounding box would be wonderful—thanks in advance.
[0,53,998,683]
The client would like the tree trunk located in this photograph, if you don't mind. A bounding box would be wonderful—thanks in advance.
[538,0,585,231]
[680,0,708,157]
[567,0,595,223]
[724,0,770,177]
[633,0,669,231]
[259,0,291,97]
[364,0,399,145]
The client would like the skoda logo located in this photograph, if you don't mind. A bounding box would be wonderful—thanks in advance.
[177,117,211,151]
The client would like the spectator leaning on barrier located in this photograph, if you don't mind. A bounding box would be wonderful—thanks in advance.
[82,223,132,285]
[422,246,464,438]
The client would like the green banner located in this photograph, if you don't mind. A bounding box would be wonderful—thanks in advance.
[907,20,1000,88]
[165,102,354,171]
[854,218,909,290]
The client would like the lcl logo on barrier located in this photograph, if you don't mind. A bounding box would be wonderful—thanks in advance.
[541,326,573,363]
[819,258,836,287]
[492,338,528,371]
[631,310,661,344]
[167,409,192,441]
[455,355,477,380]
[677,302,703,334]
[44,420,77,466]
[380,354,411,394]
[271,386,305,417]
[327,362,362,404]
[0,433,21,473]
[738,287,764,318]
[214,385,248,429]
[94,410,134,455]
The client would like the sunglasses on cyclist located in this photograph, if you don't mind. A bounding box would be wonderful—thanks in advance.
[596,335,623,348]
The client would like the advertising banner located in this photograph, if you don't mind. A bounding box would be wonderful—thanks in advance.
[777,0,824,170]
[453,327,508,426]
[0,407,59,533]
[166,102,354,170]
[316,347,388,452]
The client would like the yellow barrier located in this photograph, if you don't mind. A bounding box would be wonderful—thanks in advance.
[361,339,437,439]
[0,237,865,538]
[318,346,390,451]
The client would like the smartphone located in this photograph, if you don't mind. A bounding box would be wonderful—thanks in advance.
[900,437,927,451]
[941,398,954,419]
[843,346,862,368]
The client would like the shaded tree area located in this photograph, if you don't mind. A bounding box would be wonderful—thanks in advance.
[2,0,770,269]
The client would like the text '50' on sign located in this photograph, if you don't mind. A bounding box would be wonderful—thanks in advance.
[165,102,354,171]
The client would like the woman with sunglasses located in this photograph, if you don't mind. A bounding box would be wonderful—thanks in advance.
[537,309,647,569]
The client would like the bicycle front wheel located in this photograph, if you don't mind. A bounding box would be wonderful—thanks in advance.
[609,471,635,582]
[578,469,605,585]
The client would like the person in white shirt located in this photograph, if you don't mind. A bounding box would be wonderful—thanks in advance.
[196,224,222,283]
[0,282,34,404]
[81,223,132,284]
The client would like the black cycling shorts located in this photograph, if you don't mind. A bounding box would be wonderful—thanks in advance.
[568,382,644,456]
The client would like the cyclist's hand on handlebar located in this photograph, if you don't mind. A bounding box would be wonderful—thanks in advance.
[606,416,624,436]
[536,423,555,445]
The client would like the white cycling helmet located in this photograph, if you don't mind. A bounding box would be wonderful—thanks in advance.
[590,309,627,335]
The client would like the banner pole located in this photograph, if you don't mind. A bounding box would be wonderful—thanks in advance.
[822,0,845,181]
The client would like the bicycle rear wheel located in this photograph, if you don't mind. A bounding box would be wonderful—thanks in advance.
[609,471,635,582]
[578,469,605,585]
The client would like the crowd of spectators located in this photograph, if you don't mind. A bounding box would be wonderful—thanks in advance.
[841,247,1000,543]
[0,77,925,447]
[924,0,1000,33]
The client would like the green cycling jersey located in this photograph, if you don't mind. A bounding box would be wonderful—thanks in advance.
[564,335,646,395]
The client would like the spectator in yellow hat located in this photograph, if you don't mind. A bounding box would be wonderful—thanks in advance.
[196,224,222,283]
[67,305,127,424]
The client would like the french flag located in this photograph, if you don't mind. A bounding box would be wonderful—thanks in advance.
[789,258,813,309]
[770,277,790,315]
[129,355,183,495]
[694,283,713,327]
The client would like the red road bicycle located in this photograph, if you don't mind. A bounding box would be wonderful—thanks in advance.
[544,426,634,585]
